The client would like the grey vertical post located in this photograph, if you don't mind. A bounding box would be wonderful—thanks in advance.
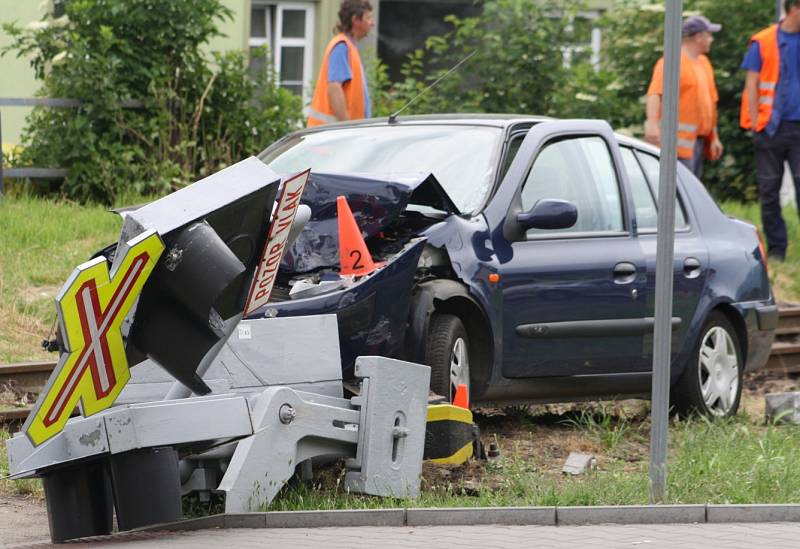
[649,0,682,503]
[778,0,784,22]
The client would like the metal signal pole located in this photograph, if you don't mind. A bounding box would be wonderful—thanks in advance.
[649,0,682,503]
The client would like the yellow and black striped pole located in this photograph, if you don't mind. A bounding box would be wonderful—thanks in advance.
[424,404,478,465]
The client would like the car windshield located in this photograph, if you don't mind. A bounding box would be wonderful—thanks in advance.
[261,125,503,214]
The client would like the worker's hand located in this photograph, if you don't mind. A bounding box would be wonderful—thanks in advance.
[645,121,661,147]
[709,138,723,161]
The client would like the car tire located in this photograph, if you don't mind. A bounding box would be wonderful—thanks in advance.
[426,313,470,402]
[672,311,743,418]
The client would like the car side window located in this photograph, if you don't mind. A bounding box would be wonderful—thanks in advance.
[620,148,658,231]
[635,151,688,229]
[521,136,624,237]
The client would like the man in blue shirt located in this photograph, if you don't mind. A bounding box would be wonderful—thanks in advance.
[741,0,800,261]
[327,18,372,119]
[307,0,373,126]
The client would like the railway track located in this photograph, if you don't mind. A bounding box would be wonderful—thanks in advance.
[0,360,57,423]
[766,306,800,374]
[4,307,800,422]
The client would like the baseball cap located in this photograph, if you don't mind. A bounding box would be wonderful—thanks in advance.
[683,15,722,36]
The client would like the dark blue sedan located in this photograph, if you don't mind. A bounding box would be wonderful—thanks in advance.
[251,115,777,418]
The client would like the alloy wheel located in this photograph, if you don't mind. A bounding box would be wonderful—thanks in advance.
[697,326,740,416]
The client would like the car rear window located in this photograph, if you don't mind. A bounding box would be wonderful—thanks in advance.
[634,151,689,229]
[261,125,502,214]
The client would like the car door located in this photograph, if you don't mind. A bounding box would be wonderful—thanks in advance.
[631,149,710,366]
[486,121,651,379]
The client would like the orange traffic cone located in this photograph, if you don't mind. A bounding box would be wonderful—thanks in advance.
[337,196,378,276]
[453,383,469,409]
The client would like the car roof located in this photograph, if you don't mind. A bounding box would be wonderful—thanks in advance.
[287,113,659,154]
[293,113,549,134]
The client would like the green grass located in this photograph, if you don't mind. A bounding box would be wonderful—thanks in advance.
[0,195,124,362]
[562,405,632,451]
[264,413,800,510]
[668,417,800,504]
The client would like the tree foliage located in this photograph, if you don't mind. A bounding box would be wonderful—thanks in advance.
[3,0,302,203]
[376,0,577,117]
[378,0,778,201]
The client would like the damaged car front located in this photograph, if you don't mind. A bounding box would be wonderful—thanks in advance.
[250,122,505,384]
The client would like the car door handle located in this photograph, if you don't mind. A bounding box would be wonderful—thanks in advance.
[613,262,637,284]
[683,257,702,279]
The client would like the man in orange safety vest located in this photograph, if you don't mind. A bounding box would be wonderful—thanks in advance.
[307,0,374,126]
[645,15,724,179]
[741,0,800,262]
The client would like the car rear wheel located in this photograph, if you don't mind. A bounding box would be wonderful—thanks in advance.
[673,311,742,418]
[426,313,470,402]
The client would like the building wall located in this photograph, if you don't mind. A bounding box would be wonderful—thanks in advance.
[211,0,250,53]
[0,0,48,151]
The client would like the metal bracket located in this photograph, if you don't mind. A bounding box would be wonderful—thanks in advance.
[345,356,430,499]
[217,356,430,512]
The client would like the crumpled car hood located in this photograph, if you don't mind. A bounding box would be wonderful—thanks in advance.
[282,171,458,273]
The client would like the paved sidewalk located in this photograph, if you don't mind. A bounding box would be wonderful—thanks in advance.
[10,522,800,548]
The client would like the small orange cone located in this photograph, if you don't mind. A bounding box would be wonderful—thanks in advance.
[453,383,469,409]
[337,196,378,276]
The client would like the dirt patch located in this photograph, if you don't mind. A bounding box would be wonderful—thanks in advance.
[741,371,800,420]
[0,495,49,546]
[17,285,60,307]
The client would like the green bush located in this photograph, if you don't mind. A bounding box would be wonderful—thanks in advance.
[2,0,302,203]
[377,0,577,117]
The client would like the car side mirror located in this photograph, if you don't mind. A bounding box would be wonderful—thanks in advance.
[516,199,578,231]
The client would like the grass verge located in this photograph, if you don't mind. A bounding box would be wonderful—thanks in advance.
[264,392,800,510]
[0,195,123,363]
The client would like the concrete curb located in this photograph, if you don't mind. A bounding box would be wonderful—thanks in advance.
[707,504,800,523]
[262,509,405,528]
[556,505,706,525]
[406,507,555,526]
[137,515,224,532]
[138,504,800,533]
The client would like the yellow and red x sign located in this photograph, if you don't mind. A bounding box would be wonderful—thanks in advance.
[23,230,164,446]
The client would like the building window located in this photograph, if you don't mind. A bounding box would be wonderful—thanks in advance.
[561,11,602,70]
[249,2,315,100]
[52,0,67,17]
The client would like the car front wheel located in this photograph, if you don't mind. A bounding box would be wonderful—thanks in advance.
[673,311,743,418]
[426,313,470,402]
